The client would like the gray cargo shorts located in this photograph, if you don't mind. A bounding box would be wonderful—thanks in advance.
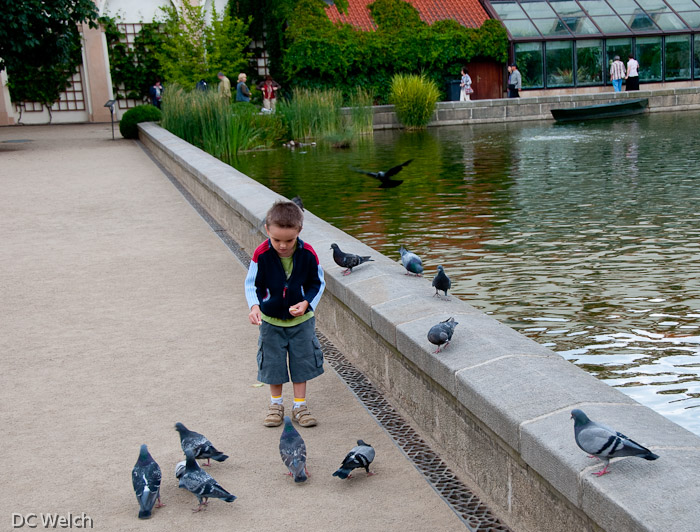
[256,316,324,384]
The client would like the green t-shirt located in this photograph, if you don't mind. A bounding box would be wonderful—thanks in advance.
[261,250,314,327]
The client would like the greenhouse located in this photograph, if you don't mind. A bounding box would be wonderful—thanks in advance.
[486,0,700,90]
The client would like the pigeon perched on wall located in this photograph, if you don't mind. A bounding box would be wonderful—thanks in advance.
[571,409,659,476]
[174,422,229,466]
[132,444,163,519]
[279,416,308,483]
[175,460,186,480]
[291,195,304,211]
[350,159,413,188]
[331,243,373,275]
[428,317,458,353]
[333,440,376,479]
[399,245,423,276]
[179,450,237,512]
[432,265,451,298]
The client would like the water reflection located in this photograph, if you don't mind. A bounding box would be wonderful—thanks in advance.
[235,111,700,435]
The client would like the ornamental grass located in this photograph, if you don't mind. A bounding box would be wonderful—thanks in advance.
[389,73,439,129]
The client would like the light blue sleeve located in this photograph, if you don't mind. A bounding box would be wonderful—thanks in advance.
[244,260,260,308]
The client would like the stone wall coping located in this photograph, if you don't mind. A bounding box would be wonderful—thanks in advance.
[139,121,700,532]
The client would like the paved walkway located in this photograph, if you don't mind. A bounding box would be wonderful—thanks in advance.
[0,124,465,531]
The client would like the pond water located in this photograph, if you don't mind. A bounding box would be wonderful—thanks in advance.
[235,111,700,436]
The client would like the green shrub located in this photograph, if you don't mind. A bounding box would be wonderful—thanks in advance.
[389,73,439,129]
[119,104,162,138]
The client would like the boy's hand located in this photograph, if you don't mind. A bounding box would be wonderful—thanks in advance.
[289,300,309,317]
[249,305,262,325]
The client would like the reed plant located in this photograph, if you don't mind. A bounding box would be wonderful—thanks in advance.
[388,73,439,129]
[277,88,344,141]
[347,87,374,136]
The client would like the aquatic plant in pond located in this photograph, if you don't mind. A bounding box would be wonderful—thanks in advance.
[277,87,344,141]
[389,73,439,129]
[348,87,374,137]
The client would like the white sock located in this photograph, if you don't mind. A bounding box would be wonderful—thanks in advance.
[293,398,306,409]
[271,395,283,405]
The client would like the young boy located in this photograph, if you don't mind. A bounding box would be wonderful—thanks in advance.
[245,201,325,427]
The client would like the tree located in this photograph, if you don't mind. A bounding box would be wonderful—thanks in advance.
[0,0,98,115]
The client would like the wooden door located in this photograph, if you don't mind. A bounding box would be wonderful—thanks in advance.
[468,60,504,100]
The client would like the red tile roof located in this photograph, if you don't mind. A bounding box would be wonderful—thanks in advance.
[326,0,490,31]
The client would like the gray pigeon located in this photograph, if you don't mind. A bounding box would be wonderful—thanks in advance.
[333,440,376,479]
[432,265,451,298]
[350,159,413,188]
[178,450,236,512]
[279,416,308,483]
[174,422,228,466]
[132,444,163,519]
[571,409,659,476]
[291,195,304,211]
[399,245,423,276]
[331,243,373,275]
[427,317,458,353]
[175,460,186,480]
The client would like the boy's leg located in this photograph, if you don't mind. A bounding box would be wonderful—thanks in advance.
[264,383,285,427]
[258,322,290,427]
[291,380,316,427]
[287,318,323,427]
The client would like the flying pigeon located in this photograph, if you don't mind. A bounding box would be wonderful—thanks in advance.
[333,440,376,479]
[427,317,458,353]
[279,416,308,483]
[350,159,413,188]
[432,265,451,298]
[291,196,304,211]
[571,409,659,476]
[131,444,163,519]
[174,422,228,466]
[179,450,237,512]
[331,243,373,275]
[398,245,423,276]
[175,460,186,480]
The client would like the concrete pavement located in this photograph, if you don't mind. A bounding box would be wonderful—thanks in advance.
[0,124,466,531]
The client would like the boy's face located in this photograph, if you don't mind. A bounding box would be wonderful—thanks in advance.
[266,224,301,258]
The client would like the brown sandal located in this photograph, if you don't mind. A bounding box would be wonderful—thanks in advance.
[292,405,317,427]
[263,403,284,427]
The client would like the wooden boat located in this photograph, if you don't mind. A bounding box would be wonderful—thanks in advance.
[551,98,648,122]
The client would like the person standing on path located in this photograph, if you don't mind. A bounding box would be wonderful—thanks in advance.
[508,63,521,98]
[460,66,473,102]
[261,75,280,112]
[236,73,252,103]
[626,54,640,91]
[218,72,231,102]
[149,79,163,109]
[610,56,626,92]
[245,201,326,428]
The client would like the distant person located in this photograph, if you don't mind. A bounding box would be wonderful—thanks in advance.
[508,63,521,98]
[460,66,473,102]
[626,54,640,91]
[236,73,251,103]
[610,56,626,92]
[218,72,231,102]
[261,75,280,112]
[149,79,163,109]
[196,79,208,92]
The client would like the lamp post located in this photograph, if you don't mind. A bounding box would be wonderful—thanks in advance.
[104,100,116,140]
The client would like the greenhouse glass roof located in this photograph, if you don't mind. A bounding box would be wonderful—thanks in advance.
[488,0,700,39]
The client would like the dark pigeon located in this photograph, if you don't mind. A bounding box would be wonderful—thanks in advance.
[132,444,163,519]
[179,450,236,512]
[174,422,228,466]
[432,265,451,298]
[350,159,413,188]
[571,409,659,476]
[291,195,304,211]
[333,440,376,479]
[331,243,373,276]
[399,245,423,276]
[427,317,458,353]
[279,416,308,483]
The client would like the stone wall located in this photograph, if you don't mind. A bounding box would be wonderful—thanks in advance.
[367,86,700,129]
[138,121,700,532]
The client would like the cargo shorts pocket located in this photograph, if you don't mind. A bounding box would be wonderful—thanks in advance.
[312,336,323,368]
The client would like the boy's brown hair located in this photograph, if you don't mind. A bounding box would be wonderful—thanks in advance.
[265,200,303,230]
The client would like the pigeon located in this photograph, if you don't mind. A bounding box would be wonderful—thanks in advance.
[291,195,304,211]
[279,416,308,483]
[432,265,451,298]
[350,159,413,188]
[571,409,659,476]
[174,422,228,466]
[131,444,163,519]
[331,243,373,275]
[178,450,237,512]
[333,440,376,479]
[175,460,186,480]
[427,317,458,353]
[398,245,423,276]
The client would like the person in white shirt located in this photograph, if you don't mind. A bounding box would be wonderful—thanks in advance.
[626,54,640,91]
[460,66,473,102]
